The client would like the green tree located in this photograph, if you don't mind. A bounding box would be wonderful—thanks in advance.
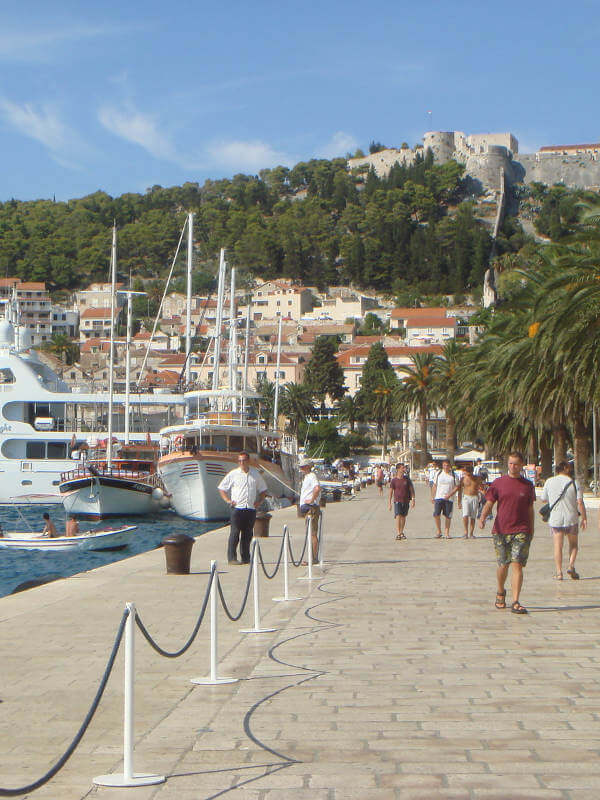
[302,336,346,410]
[398,352,436,467]
[279,382,314,436]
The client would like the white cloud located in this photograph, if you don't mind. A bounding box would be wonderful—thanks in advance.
[317,131,359,160]
[205,140,294,172]
[0,98,86,168]
[98,104,177,162]
[0,25,123,62]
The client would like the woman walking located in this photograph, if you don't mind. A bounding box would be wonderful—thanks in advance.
[540,461,587,580]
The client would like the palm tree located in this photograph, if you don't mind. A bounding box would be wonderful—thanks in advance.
[398,352,436,467]
[280,383,314,436]
[256,377,275,427]
[335,394,363,433]
[431,339,464,463]
[372,374,396,455]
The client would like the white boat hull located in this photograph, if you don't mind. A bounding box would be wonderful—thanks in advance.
[159,454,294,521]
[0,525,137,551]
[60,477,160,519]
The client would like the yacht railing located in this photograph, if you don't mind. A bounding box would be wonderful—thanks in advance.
[182,411,260,427]
[60,465,160,484]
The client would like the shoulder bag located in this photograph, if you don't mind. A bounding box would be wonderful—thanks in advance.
[539,479,575,523]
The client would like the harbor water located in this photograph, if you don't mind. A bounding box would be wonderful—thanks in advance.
[0,506,221,598]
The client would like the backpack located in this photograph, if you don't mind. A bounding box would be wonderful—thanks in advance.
[435,470,458,487]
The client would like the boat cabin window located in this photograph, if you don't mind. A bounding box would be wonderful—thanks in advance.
[21,480,32,486]
[210,435,227,451]
[47,442,67,459]
[228,435,244,452]
[0,368,15,384]
[25,442,45,459]
[244,437,257,454]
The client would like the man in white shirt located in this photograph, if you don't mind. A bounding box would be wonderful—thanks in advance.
[218,451,268,565]
[299,459,321,562]
[431,459,461,539]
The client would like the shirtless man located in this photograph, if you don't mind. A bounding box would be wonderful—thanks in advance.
[447,465,481,538]
[41,512,58,538]
[65,516,80,537]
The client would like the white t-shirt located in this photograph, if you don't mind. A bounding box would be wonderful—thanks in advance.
[300,472,320,506]
[217,467,267,510]
[541,474,582,528]
[434,470,459,500]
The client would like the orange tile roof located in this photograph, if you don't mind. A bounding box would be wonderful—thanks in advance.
[391,307,448,319]
[81,307,113,319]
[540,143,599,152]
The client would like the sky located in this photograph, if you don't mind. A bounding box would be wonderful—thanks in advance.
[0,0,597,202]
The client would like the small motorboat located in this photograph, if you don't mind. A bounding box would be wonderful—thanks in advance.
[0,525,137,552]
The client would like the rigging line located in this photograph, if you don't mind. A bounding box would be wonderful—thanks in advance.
[135,217,188,392]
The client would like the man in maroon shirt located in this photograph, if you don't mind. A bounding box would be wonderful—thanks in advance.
[479,451,536,614]
[388,463,415,540]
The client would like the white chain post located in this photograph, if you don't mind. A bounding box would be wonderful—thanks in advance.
[191,562,237,685]
[299,512,319,581]
[273,525,302,602]
[240,539,276,633]
[318,509,325,569]
[94,603,165,788]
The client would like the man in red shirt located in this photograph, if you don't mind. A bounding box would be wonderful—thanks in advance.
[479,451,535,614]
[388,463,415,540]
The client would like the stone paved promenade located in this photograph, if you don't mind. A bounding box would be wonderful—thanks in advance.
[1,482,600,799]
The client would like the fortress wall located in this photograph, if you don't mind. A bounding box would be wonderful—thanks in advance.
[515,153,600,190]
[348,148,416,178]
[423,131,457,163]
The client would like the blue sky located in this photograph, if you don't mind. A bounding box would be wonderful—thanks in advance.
[0,0,596,202]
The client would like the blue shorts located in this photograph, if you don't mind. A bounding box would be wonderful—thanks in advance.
[433,499,453,519]
[394,501,410,517]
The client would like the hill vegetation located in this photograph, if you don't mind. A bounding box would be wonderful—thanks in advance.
[0,150,525,295]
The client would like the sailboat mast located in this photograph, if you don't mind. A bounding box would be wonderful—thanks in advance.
[185,213,194,387]
[211,249,226,397]
[228,267,237,411]
[107,224,117,469]
[125,292,132,444]
[272,313,283,430]
[242,301,251,416]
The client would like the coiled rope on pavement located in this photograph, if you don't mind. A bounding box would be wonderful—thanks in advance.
[0,608,129,798]
[135,564,215,658]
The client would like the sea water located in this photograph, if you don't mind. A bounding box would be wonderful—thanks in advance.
[0,506,222,598]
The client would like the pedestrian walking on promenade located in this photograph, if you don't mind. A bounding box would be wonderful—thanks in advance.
[479,451,535,614]
[388,463,415,540]
[431,459,460,539]
[375,465,384,496]
[447,464,482,538]
[298,459,321,563]
[218,451,268,565]
[541,461,587,580]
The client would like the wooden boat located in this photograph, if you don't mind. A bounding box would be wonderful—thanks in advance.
[0,525,137,552]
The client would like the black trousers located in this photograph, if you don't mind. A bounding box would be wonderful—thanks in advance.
[228,508,256,563]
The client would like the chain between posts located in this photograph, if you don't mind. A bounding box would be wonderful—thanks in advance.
[135,564,215,657]
[0,609,129,798]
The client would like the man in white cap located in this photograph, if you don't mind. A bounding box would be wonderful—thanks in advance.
[299,459,321,563]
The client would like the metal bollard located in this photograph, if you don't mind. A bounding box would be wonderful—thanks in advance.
[94,604,165,788]
[240,540,277,634]
[191,562,237,685]
[273,525,302,602]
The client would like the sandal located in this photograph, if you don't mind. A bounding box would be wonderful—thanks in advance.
[495,589,506,609]
[567,568,580,580]
[553,573,563,580]
[511,601,528,615]
[396,534,402,540]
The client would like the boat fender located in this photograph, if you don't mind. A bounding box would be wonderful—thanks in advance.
[152,487,164,500]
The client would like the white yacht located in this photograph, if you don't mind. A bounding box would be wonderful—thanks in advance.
[158,388,298,521]
[0,319,184,504]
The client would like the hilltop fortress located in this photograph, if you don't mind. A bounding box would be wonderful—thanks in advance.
[348,131,600,194]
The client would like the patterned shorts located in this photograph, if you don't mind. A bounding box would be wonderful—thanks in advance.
[492,532,532,566]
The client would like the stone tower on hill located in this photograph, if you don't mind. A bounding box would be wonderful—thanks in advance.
[347,132,600,194]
